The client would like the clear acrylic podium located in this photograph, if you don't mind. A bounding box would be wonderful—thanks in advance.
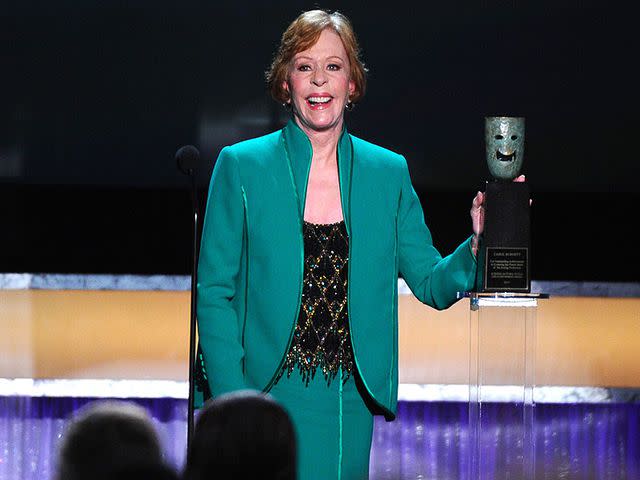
[459,292,549,480]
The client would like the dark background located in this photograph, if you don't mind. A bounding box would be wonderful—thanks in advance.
[1,2,637,281]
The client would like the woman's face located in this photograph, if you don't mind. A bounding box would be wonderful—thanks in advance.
[284,29,355,135]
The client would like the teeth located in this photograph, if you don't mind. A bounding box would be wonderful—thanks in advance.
[308,97,331,103]
[496,150,516,162]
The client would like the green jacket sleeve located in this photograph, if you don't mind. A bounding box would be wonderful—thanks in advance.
[397,158,477,310]
[197,147,248,397]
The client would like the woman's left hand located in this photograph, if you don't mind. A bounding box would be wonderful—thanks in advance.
[470,190,485,237]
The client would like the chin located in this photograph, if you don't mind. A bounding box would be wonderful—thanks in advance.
[297,113,344,133]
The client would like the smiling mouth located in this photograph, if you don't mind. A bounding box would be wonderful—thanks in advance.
[307,96,332,107]
[496,150,516,162]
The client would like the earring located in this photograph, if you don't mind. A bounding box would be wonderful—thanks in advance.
[283,102,292,111]
[345,101,354,112]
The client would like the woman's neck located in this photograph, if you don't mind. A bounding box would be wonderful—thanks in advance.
[295,117,343,167]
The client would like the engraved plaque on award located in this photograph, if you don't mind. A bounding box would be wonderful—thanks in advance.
[477,116,531,292]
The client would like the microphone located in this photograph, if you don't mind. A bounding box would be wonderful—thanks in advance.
[176,145,201,175]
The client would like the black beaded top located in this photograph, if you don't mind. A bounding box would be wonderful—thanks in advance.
[276,220,354,386]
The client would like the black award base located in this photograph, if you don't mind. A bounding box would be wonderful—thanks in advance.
[477,181,531,292]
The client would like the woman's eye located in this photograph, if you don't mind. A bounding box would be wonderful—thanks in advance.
[495,135,504,140]
[327,64,341,71]
[297,64,311,72]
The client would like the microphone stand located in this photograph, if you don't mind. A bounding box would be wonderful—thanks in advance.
[176,146,201,451]
[186,169,199,450]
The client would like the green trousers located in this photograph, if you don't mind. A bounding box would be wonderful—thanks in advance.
[268,370,374,480]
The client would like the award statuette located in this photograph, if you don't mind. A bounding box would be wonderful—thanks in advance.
[477,116,531,292]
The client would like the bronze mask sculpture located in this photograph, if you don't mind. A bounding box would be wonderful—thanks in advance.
[485,116,525,181]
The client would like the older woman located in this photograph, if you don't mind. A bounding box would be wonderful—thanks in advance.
[196,9,484,480]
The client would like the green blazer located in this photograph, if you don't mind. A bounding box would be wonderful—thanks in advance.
[196,119,477,419]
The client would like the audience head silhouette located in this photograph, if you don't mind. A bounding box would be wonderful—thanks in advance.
[56,400,177,480]
[184,390,296,480]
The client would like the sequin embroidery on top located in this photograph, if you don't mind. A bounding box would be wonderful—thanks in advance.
[275,220,354,386]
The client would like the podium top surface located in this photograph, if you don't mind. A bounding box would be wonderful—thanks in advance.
[458,291,549,308]
[457,292,550,300]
